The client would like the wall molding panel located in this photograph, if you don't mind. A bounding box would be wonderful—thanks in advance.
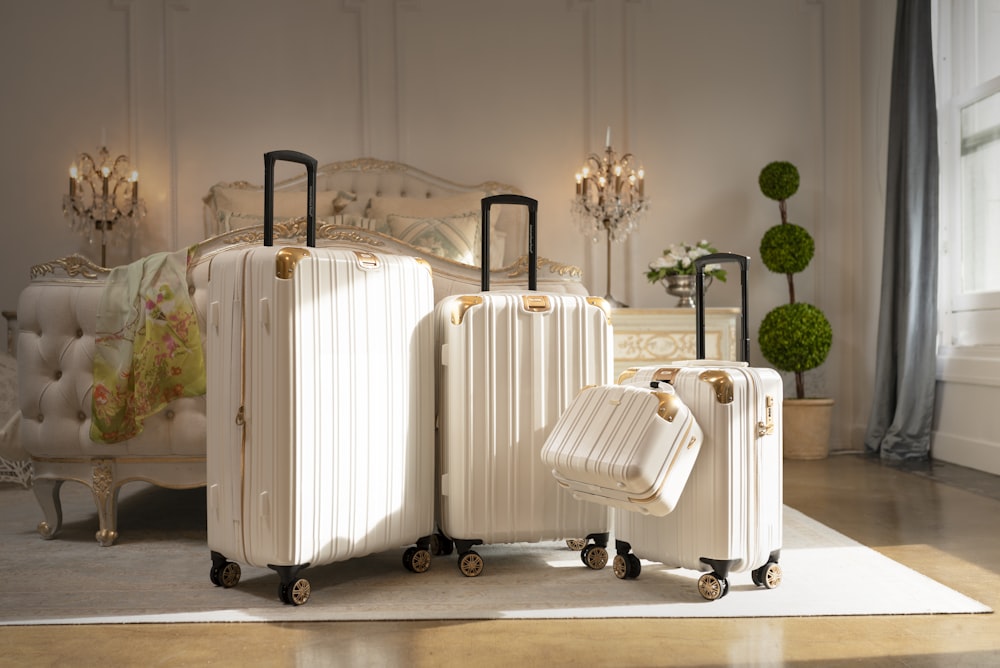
[1,0,904,465]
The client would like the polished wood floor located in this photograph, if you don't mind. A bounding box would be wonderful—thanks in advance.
[2,453,998,667]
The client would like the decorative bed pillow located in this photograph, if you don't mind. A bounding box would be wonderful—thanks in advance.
[332,190,363,215]
[387,213,481,266]
[366,192,486,222]
[208,186,339,218]
[322,213,388,234]
[369,192,515,267]
[215,211,386,235]
[215,210,294,232]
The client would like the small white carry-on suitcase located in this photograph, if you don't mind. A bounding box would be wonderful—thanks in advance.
[206,150,437,605]
[435,194,613,577]
[616,253,784,600]
[540,382,703,517]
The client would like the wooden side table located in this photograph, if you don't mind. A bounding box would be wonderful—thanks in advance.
[611,308,741,378]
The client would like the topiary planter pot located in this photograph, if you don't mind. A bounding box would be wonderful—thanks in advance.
[783,398,834,460]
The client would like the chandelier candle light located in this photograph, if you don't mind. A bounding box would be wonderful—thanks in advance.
[572,127,648,307]
[63,146,146,267]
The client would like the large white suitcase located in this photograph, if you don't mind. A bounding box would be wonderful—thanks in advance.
[540,382,703,517]
[615,254,784,600]
[205,151,436,605]
[435,194,613,577]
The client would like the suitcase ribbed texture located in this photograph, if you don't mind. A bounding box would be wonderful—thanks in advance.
[616,364,782,573]
[437,292,612,545]
[207,249,435,569]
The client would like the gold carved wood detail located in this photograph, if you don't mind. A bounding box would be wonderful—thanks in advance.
[610,308,740,378]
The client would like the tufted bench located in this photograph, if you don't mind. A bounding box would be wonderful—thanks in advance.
[18,256,207,545]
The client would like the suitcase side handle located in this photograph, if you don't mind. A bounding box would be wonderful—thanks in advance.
[481,194,538,292]
[264,150,318,248]
[695,252,750,362]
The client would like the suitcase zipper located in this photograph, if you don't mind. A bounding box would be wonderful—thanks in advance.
[238,251,250,560]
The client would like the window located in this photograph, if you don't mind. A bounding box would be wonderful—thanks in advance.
[960,90,1000,295]
[938,0,1000,347]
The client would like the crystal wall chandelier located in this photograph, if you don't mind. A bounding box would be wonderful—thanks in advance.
[572,128,647,307]
[63,146,146,267]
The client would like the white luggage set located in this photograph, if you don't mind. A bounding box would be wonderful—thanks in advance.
[542,254,785,600]
[205,151,437,605]
[202,149,781,605]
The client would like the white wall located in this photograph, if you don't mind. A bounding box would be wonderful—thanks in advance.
[0,0,895,454]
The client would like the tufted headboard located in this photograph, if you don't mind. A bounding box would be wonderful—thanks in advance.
[203,157,530,269]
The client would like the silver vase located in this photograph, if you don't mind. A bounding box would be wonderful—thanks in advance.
[661,274,712,307]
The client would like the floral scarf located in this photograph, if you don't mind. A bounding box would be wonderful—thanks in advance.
[91,246,206,443]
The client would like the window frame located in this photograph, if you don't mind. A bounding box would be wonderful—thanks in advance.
[937,0,1000,349]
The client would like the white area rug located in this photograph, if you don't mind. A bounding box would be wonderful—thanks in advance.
[0,483,989,625]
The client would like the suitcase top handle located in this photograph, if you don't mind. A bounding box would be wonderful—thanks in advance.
[264,150,318,248]
[481,194,538,292]
[694,252,750,363]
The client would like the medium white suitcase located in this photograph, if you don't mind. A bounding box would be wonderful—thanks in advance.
[540,382,703,517]
[435,194,613,577]
[205,151,436,605]
[615,254,784,600]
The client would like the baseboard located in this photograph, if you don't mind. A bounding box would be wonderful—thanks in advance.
[937,346,1000,387]
[932,431,1000,476]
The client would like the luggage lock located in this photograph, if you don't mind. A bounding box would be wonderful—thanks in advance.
[757,395,775,437]
[522,295,551,312]
[353,251,381,269]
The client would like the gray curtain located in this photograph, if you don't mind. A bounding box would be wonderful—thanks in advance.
[865,0,939,462]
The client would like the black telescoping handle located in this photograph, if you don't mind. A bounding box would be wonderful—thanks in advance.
[695,253,750,362]
[481,194,538,292]
[264,150,318,248]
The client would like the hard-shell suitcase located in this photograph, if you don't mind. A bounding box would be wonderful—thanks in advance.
[540,382,703,517]
[615,253,784,600]
[434,194,613,577]
[205,150,437,605]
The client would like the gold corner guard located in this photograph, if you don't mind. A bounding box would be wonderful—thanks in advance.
[586,297,612,324]
[654,391,681,423]
[617,367,639,384]
[616,366,677,386]
[698,369,735,404]
[275,248,311,279]
[414,257,432,275]
[451,296,484,325]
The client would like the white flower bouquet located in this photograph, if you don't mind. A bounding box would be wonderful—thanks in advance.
[646,240,727,283]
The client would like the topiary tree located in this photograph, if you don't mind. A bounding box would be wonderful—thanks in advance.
[756,161,832,399]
